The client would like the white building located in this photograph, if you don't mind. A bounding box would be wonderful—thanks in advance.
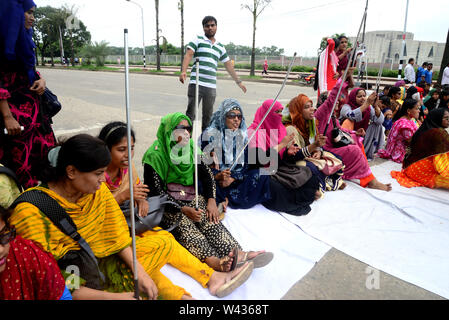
[349,31,445,68]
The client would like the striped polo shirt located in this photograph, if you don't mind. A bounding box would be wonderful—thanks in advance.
[187,35,230,89]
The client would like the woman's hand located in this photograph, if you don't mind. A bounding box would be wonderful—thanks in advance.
[287,143,300,156]
[279,132,295,150]
[219,176,235,188]
[30,78,46,95]
[206,198,220,224]
[181,206,203,222]
[133,183,150,201]
[366,92,377,106]
[355,128,366,137]
[138,271,159,300]
[215,169,231,181]
[137,198,149,217]
[311,150,322,159]
[3,115,22,136]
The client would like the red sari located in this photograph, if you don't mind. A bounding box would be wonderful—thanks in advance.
[0,235,66,300]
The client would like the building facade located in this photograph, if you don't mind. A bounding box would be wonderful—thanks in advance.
[349,30,444,69]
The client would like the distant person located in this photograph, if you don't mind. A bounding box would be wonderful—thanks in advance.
[179,16,247,131]
[336,35,352,76]
[424,63,433,85]
[359,61,366,81]
[404,58,415,84]
[416,62,428,85]
[441,61,449,88]
[262,59,268,75]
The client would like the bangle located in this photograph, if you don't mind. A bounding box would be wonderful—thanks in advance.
[236,79,242,84]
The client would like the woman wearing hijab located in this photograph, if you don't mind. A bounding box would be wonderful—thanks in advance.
[378,98,420,163]
[391,108,449,189]
[247,99,321,215]
[314,69,392,191]
[201,99,271,210]
[0,0,55,188]
[339,87,385,160]
[143,113,272,273]
[284,94,345,196]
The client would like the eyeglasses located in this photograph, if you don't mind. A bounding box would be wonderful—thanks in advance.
[0,225,16,246]
[226,112,242,120]
[174,125,192,133]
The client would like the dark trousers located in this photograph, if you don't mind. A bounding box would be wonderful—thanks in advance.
[186,83,216,131]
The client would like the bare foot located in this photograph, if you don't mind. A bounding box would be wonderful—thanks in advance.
[314,190,322,200]
[367,178,392,191]
[237,250,265,264]
[222,197,229,212]
[339,182,347,190]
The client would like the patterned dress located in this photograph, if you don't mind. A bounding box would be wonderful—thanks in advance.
[378,118,418,163]
[0,59,55,188]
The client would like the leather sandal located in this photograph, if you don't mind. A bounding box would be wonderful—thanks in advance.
[215,261,254,298]
[236,251,274,269]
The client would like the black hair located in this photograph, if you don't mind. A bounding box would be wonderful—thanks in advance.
[383,85,392,92]
[98,121,136,150]
[338,35,348,41]
[408,58,414,63]
[388,86,401,98]
[202,16,217,26]
[441,90,449,99]
[379,95,391,107]
[333,38,341,49]
[40,134,111,183]
[393,98,418,122]
[0,206,10,225]
[422,62,428,67]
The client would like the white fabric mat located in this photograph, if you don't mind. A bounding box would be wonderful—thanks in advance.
[160,204,331,300]
[280,160,449,299]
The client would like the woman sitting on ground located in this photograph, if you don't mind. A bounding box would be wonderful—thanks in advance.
[391,108,449,189]
[10,134,252,300]
[284,94,345,196]
[143,113,273,273]
[0,206,72,300]
[201,99,271,211]
[377,98,420,163]
[98,121,254,299]
[339,87,385,160]
[247,99,321,215]
[314,68,392,191]
[423,88,441,112]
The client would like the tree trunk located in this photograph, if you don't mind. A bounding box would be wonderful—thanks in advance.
[180,0,184,71]
[155,0,161,71]
[250,8,257,76]
[51,50,54,67]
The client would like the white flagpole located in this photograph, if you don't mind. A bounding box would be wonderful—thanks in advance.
[124,28,139,299]
[194,58,200,209]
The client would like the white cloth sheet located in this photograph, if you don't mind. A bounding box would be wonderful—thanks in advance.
[160,204,330,300]
[281,160,449,299]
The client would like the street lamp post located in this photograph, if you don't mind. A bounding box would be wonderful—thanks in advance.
[398,0,410,80]
[126,0,146,68]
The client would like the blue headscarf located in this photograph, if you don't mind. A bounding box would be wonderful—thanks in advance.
[0,0,37,84]
[203,98,248,173]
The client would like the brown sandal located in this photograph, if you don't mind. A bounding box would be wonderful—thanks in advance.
[219,247,239,272]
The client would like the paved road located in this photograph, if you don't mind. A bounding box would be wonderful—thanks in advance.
[40,68,444,300]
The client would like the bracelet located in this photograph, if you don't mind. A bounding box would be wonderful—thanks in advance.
[235,79,242,84]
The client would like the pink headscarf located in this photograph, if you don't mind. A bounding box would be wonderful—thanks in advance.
[248,99,287,157]
[347,87,371,131]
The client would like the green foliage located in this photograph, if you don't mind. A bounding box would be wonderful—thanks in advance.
[33,5,91,65]
[224,42,284,56]
[318,33,352,55]
[80,41,110,66]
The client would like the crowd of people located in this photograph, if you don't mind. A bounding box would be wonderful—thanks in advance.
[1,2,449,300]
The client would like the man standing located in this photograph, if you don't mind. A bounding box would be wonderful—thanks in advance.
[424,63,433,85]
[180,16,247,131]
[416,62,428,85]
[441,62,449,89]
[403,58,415,84]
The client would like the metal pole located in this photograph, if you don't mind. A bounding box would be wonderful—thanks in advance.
[194,58,200,209]
[124,28,139,300]
[230,53,297,171]
[141,6,146,69]
[398,0,410,80]
[58,25,65,66]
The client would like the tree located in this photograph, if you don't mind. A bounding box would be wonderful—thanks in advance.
[81,41,110,66]
[155,0,161,71]
[178,0,184,71]
[242,0,271,76]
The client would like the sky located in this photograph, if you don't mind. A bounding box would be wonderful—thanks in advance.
[36,0,448,57]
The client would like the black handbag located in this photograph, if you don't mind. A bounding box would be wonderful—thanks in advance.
[40,88,62,122]
[121,194,181,235]
[331,116,355,148]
